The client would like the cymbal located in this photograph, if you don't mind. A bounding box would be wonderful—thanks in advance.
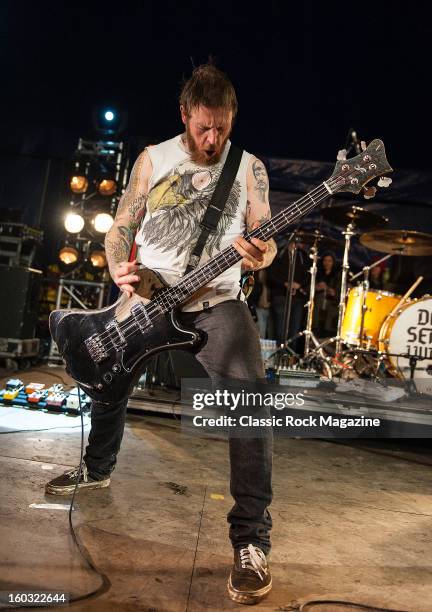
[321,205,388,231]
[294,230,342,250]
[360,230,432,256]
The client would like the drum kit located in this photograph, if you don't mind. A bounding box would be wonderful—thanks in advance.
[285,204,432,394]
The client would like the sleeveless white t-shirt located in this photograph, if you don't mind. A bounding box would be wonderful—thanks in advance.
[134,134,251,312]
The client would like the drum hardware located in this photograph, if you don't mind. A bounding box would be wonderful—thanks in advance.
[303,236,320,358]
[321,205,389,233]
[280,229,343,353]
[336,222,355,354]
[360,229,432,256]
[406,354,425,395]
[378,351,429,395]
[281,230,302,357]
[321,206,389,354]
[280,229,342,377]
[333,346,384,380]
[271,230,304,371]
[350,252,394,349]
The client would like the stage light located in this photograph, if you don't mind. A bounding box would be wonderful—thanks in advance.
[89,249,107,269]
[58,245,79,266]
[93,212,114,233]
[70,175,88,194]
[98,179,117,196]
[64,212,85,234]
[93,106,127,135]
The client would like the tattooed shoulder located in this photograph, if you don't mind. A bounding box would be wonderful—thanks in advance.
[251,157,269,204]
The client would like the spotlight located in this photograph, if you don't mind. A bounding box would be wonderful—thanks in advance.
[93,106,127,135]
[59,245,79,266]
[93,212,114,233]
[98,179,117,196]
[70,175,88,194]
[58,242,81,272]
[88,248,107,269]
[64,212,85,234]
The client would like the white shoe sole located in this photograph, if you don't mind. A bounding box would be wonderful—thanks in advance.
[227,574,272,604]
[45,478,111,496]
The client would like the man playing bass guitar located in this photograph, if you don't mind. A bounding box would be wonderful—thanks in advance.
[46,63,277,605]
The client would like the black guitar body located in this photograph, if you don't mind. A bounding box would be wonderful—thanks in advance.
[49,268,204,404]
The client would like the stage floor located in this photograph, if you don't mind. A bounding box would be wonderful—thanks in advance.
[1,367,432,611]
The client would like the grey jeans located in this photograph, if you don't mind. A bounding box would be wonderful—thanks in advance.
[84,300,273,554]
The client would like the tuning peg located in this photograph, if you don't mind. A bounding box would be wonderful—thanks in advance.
[337,149,347,161]
[378,176,392,188]
[361,141,367,151]
[363,185,377,200]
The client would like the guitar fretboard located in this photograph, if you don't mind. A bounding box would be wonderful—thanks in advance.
[152,178,339,312]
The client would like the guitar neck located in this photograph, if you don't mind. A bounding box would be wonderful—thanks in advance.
[155,178,338,311]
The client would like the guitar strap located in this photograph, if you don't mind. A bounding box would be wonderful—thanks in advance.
[184,144,243,275]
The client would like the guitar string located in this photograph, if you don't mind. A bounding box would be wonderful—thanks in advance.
[96,179,339,350]
[96,161,372,351]
[96,174,349,352]
[96,171,356,352]
[150,159,376,314]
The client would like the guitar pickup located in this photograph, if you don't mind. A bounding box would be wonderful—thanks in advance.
[85,334,109,364]
[131,303,152,332]
[106,320,127,350]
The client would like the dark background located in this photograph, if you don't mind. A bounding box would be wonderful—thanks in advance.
[0,1,431,264]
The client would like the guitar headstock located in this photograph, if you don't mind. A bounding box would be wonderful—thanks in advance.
[329,139,393,195]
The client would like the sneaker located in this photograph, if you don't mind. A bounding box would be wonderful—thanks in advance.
[45,463,110,496]
[227,544,272,604]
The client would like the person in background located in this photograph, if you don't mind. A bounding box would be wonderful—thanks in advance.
[368,257,390,290]
[313,252,340,337]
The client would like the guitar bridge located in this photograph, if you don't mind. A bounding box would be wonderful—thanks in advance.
[106,320,127,350]
[85,334,109,363]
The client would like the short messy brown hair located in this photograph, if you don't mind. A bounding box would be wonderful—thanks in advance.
[179,64,238,119]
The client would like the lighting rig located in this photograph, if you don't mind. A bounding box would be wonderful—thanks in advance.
[59,109,129,280]
[49,109,129,362]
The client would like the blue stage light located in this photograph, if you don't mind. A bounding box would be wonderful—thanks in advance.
[104,110,115,121]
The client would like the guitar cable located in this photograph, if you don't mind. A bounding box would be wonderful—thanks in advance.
[1,388,111,608]
[64,386,112,604]
[280,600,409,611]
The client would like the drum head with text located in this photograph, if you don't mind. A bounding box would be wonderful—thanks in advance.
[386,297,432,394]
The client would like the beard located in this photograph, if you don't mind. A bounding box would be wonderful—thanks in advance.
[184,123,229,166]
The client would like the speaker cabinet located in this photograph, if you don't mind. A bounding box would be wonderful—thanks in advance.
[0,266,42,338]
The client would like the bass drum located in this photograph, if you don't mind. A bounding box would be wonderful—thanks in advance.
[379,296,432,395]
[341,287,402,349]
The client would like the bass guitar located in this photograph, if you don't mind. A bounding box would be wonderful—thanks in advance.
[50,140,392,403]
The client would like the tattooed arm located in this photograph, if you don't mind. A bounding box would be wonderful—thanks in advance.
[233,156,277,271]
[105,149,152,297]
